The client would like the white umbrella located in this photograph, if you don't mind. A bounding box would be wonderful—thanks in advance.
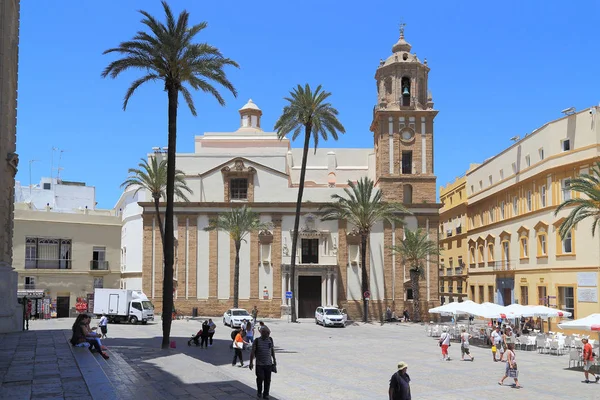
[429,300,476,316]
[530,305,572,318]
[503,303,536,318]
[558,314,600,331]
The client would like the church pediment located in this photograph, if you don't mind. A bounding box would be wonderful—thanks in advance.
[197,157,288,178]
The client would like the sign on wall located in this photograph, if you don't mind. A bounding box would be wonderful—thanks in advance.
[578,288,598,303]
[577,272,598,288]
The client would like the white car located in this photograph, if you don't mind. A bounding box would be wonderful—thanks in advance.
[223,308,251,328]
[315,306,346,327]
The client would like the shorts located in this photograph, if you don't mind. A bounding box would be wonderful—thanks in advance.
[441,344,449,355]
[461,345,470,355]
[584,360,594,371]
[100,326,107,335]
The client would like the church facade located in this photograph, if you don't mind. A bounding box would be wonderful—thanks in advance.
[137,30,441,321]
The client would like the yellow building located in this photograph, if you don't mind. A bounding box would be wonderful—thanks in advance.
[12,204,121,318]
[463,107,600,322]
[438,175,469,304]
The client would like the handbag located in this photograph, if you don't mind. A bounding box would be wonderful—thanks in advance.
[491,345,497,352]
[508,367,519,378]
[233,340,243,349]
[271,364,277,373]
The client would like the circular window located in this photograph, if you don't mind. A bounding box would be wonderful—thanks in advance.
[401,129,414,141]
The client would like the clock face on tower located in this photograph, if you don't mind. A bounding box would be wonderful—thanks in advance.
[401,129,414,141]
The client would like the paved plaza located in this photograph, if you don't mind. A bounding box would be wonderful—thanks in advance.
[2,317,600,399]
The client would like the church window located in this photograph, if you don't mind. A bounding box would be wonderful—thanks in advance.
[401,151,413,174]
[230,178,248,200]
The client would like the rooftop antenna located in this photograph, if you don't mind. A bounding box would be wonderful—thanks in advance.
[561,107,576,116]
[28,159,39,198]
[510,135,520,142]
[56,149,68,180]
[50,146,58,181]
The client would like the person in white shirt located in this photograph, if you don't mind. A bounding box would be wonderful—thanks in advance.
[99,314,108,339]
[438,326,452,361]
[490,326,503,362]
[460,327,474,361]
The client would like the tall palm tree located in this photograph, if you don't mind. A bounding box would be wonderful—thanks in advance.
[320,177,408,322]
[391,228,441,322]
[204,206,270,308]
[121,157,193,245]
[274,84,345,322]
[555,161,600,238]
[102,1,238,348]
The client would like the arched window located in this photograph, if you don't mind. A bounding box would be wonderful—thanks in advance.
[403,184,413,204]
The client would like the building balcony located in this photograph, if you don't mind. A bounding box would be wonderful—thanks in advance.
[455,267,464,275]
[25,259,71,270]
[24,283,36,290]
[90,260,109,271]
[446,268,453,276]
[489,260,517,272]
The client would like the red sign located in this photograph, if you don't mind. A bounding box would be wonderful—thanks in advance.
[364,291,371,300]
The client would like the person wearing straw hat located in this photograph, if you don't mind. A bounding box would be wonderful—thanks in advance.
[389,361,411,400]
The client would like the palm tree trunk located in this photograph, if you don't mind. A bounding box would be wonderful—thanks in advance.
[360,232,369,322]
[289,124,312,322]
[234,241,241,308]
[161,84,178,349]
[410,268,420,323]
[154,197,165,246]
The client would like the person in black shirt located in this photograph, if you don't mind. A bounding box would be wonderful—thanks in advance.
[389,361,411,400]
[200,320,210,348]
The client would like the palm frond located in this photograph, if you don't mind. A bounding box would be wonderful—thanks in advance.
[204,206,270,242]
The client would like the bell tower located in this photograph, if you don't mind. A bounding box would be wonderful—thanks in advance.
[370,25,437,205]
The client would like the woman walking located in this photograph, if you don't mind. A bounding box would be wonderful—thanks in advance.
[245,320,254,350]
[498,343,521,388]
[200,320,210,348]
[439,327,451,361]
[207,319,216,346]
[232,330,249,367]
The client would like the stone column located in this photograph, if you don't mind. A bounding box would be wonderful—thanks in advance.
[333,273,338,307]
[0,0,22,333]
[327,273,332,306]
[281,272,286,306]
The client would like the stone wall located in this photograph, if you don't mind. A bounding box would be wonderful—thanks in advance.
[0,0,21,333]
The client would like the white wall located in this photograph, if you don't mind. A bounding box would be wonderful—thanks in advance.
[218,230,230,299]
[123,277,142,291]
[238,232,251,300]
[369,221,385,301]
[197,215,210,299]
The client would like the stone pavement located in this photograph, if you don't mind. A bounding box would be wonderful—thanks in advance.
[3,317,600,399]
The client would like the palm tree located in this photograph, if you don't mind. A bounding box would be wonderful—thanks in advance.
[121,157,193,245]
[274,84,345,322]
[204,206,270,308]
[102,1,238,348]
[555,161,600,238]
[320,177,408,322]
[391,228,441,322]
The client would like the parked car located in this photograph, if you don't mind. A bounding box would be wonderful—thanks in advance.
[223,308,251,328]
[315,306,346,327]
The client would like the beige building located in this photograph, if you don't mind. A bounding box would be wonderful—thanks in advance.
[438,175,468,304]
[0,0,21,332]
[12,198,121,318]
[135,28,441,321]
[464,107,600,322]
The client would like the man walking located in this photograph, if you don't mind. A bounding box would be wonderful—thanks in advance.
[491,325,503,362]
[207,318,216,346]
[252,305,258,322]
[389,361,411,400]
[250,326,277,399]
[582,338,600,383]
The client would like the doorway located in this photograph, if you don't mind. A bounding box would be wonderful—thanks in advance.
[298,276,322,318]
[56,296,70,318]
[301,239,319,264]
[503,288,512,306]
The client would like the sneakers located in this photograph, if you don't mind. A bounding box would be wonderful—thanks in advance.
[100,352,110,360]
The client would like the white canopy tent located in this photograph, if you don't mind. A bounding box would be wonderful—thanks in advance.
[530,305,572,318]
[558,314,600,331]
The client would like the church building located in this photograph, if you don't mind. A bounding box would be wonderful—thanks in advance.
[135,29,441,320]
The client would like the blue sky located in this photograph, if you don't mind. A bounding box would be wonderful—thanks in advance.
[16,1,600,208]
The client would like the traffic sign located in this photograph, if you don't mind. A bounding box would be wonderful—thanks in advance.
[364,291,371,300]
[285,291,293,299]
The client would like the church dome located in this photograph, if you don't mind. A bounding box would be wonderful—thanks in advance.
[239,98,261,111]
[392,35,412,53]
